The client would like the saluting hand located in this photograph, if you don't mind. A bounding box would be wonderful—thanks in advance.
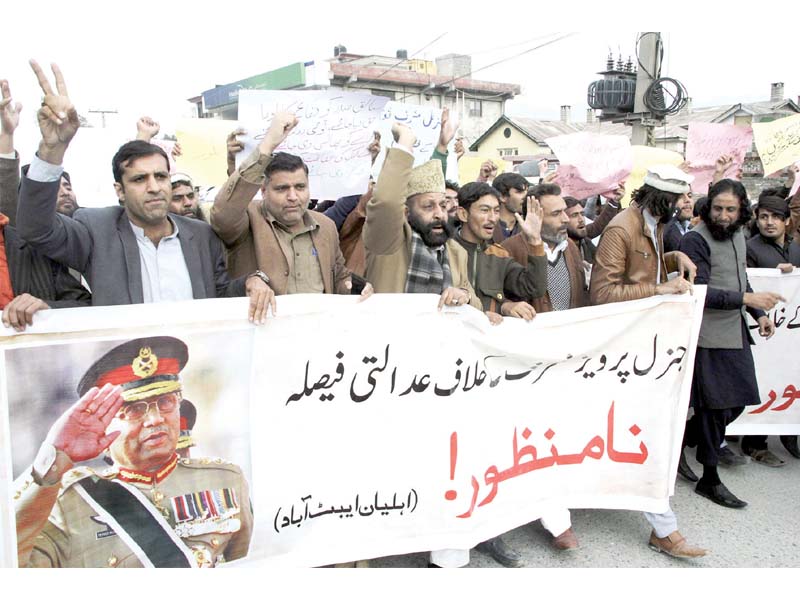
[45,384,125,464]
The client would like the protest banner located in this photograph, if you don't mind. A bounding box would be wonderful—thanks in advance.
[546,132,632,200]
[621,146,684,207]
[685,123,753,195]
[457,155,511,186]
[236,90,389,199]
[727,270,800,435]
[175,118,241,189]
[752,114,800,176]
[1,290,706,568]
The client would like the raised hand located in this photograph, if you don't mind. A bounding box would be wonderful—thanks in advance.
[477,160,497,182]
[45,384,125,463]
[436,107,459,153]
[601,182,626,205]
[136,116,160,141]
[516,197,543,246]
[391,122,416,149]
[368,131,381,164]
[259,111,298,155]
[227,128,246,160]
[29,60,80,164]
[0,80,23,136]
[454,137,465,160]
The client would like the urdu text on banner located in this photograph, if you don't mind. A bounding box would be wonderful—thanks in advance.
[727,270,800,435]
[1,292,705,567]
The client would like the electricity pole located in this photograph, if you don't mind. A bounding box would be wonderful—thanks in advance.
[630,32,662,147]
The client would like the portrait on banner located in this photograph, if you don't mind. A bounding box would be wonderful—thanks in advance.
[7,329,255,568]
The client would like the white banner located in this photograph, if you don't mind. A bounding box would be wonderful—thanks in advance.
[236,90,389,200]
[727,270,800,435]
[0,292,706,568]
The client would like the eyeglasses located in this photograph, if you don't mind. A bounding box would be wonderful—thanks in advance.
[117,393,180,421]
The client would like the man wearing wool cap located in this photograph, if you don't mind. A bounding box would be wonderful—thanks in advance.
[363,122,481,311]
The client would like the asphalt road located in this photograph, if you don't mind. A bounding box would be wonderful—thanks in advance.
[369,437,800,568]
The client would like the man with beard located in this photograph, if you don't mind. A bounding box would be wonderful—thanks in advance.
[491,172,529,243]
[590,165,697,306]
[591,166,706,560]
[452,181,545,323]
[504,183,590,313]
[680,180,783,507]
[444,180,460,229]
[363,122,481,311]
[169,174,203,221]
[740,195,800,463]
[564,189,621,264]
[663,192,694,253]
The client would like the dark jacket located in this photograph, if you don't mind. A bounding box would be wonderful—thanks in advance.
[502,234,589,312]
[746,233,800,268]
[663,219,690,254]
[2,222,90,308]
[17,176,246,306]
[453,231,547,312]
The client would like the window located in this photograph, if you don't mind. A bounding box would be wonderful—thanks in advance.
[468,99,482,117]
[498,148,518,157]
[503,127,512,139]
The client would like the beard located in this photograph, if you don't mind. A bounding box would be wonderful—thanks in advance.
[408,210,455,247]
[707,218,739,241]
[542,224,568,246]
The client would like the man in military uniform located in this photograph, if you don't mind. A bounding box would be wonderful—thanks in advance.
[14,336,253,568]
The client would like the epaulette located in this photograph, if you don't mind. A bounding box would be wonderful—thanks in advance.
[177,457,242,474]
[59,466,98,491]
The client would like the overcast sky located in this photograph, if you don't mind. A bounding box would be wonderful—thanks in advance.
[3,3,797,143]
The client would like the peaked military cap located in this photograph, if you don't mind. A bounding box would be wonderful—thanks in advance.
[77,336,189,403]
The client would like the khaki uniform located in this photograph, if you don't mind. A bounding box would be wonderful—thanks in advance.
[15,457,252,568]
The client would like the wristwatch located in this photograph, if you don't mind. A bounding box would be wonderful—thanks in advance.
[248,270,271,287]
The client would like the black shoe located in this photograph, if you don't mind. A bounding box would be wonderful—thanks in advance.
[780,435,800,459]
[426,562,441,568]
[678,449,698,482]
[475,536,523,568]
[695,480,747,509]
[718,445,747,466]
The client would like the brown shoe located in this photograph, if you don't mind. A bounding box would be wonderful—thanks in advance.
[648,530,707,559]
[552,527,578,550]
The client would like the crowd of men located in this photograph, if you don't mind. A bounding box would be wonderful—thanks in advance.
[2,61,799,568]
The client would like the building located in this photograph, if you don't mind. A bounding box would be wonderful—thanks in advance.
[470,83,800,194]
[191,48,520,144]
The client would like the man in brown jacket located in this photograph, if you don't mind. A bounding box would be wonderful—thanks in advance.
[363,123,481,311]
[503,183,591,314]
[210,112,369,299]
[590,165,697,306]
[589,165,707,560]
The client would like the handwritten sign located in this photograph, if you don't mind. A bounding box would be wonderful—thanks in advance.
[457,154,512,186]
[728,270,800,435]
[622,146,685,207]
[369,101,445,182]
[0,292,706,568]
[175,118,240,189]
[753,114,800,176]
[546,132,632,200]
[685,122,753,194]
[236,90,389,200]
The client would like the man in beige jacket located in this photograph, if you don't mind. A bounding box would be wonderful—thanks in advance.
[210,112,369,299]
[363,123,481,311]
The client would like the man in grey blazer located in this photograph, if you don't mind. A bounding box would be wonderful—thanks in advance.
[16,61,274,323]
